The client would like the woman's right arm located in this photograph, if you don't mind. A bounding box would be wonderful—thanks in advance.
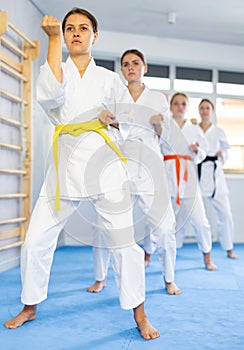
[40,15,62,83]
[37,16,66,116]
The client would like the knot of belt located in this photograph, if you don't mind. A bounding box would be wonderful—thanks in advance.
[164,154,192,205]
[53,119,126,210]
[197,155,218,198]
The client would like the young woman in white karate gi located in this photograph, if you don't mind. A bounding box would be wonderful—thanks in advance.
[161,93,217,270]
[4,9,160,340]
[87,49,181,296]
[197,99,237,259]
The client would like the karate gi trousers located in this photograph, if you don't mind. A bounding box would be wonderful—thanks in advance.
[172,190,212,253]
[203,194,234,251]
[92,193,177,283]
[20,192,145,310]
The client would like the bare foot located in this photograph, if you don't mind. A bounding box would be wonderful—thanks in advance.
[136,317,160,340]
[227,250,238,259]
[133,302,160,340]
[87,279,106,293]
[203,252,218,271]
[205,261,218,271]
[4,305,37,329]
[144,253,151,267]
[165,281,182,295]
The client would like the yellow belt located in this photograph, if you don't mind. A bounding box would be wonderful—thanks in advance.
[53,119,126,210]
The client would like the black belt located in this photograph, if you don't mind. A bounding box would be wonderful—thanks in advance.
[198,156,218,197]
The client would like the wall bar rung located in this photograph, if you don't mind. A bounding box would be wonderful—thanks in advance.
[0,36,27,58]
[0,193,27,199]
[0,115,28,128]
[0,142,22,151]
[0,217,27,225]
[0,50,23,73]
[0,88,27,104]
[0,169,27,175]
[0,61,27,81]
[8,22,36,48]
[0,115,21,126]
[0,240,24,251]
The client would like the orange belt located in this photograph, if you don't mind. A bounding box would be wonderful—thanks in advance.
[164,154,192,205]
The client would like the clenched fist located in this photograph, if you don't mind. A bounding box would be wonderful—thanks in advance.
[189,142,199,154]
[99,109,116,125]
[150,113,164,125]
[41,15,61,37]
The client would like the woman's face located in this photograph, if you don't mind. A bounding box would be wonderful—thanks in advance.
[63,13,98,56]
[121,53,147,83]
[170,95,188,118]
[199,101,213,122]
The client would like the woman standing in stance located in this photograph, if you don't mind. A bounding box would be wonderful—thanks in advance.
[4,9,159,340]
[197,99,237,259]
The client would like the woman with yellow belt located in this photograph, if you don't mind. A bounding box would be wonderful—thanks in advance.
[4,8,159,340]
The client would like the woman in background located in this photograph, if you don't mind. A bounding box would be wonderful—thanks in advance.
[88,49,181,296]
[161,92,217,270]
[197,98,237,259]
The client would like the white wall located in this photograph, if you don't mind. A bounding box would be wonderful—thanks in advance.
[0,2,243,271]
[226,175,244,243]
[93,30,244,71]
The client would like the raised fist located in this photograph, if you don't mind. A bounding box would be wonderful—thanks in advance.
[41,15,61,37]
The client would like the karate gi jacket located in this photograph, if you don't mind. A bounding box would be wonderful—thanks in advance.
[197,123,230,196]
[161,119,208,198]
[36,57,132,199]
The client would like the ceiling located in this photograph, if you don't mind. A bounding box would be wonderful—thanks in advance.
[31,0,244,46]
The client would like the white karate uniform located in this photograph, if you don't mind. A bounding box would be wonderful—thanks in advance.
[197,123,234,251]
[93,87,177,283]
[20,57,145,310]
[161,119,212,253]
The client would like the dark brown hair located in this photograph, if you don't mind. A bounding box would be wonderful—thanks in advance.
[62,8,98,34]
[120,49,146,65]
[199,98,215,110]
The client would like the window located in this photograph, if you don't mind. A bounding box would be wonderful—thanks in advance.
[216,98,244,172]
[216,70,244,172]
[143,64,170,90]
[217,70,244,96]
[94,59,115,71]
[174,67,213,93]
[174,80,213,94]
